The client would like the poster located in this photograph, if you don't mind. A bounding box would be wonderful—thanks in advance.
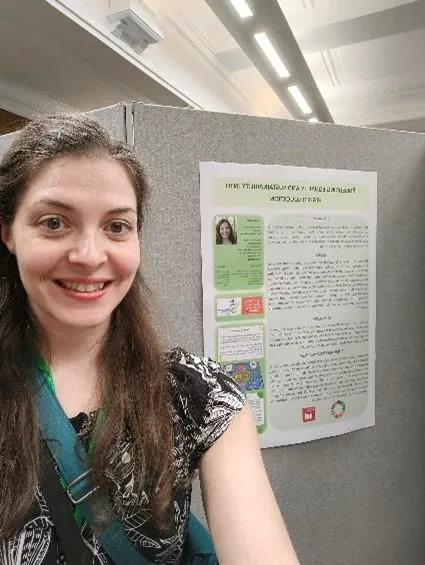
[200,162,377,447]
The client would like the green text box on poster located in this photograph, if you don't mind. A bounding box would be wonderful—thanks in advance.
[215,323,267,434]
[214,215,264,291]
[212,178,369,210]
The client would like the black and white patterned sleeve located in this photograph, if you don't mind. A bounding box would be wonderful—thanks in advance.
[167,347,246,467]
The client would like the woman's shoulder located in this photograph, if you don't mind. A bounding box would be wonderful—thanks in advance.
[165,346,245,409]
[165,347,246,456]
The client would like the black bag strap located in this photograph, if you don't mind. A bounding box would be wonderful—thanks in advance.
[40,441,94,565]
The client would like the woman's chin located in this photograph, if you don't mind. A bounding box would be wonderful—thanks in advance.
[36,309,111,333]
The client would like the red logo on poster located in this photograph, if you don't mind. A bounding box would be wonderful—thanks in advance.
[241,296,264,315]
[302,407,316,423]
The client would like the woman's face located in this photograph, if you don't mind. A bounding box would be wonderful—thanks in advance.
[219,221,231,240]
[1,155,141,332]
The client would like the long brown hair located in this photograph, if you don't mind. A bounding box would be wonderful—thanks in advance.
[0,114,173,536]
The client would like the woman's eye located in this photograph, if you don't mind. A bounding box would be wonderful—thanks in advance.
[108,221,132,235]
[39,216,65,231]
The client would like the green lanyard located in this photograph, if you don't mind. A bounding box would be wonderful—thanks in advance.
[36,355,88,528]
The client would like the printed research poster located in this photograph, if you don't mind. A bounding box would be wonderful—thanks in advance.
[200,162,377,447]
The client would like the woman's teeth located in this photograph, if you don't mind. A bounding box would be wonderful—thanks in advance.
[60,281,105,292]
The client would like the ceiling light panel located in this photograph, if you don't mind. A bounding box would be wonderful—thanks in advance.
[254,32,290,78]
[229,0,253,19]
[288,85,312,114]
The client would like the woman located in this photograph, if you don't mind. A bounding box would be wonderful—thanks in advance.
[215,219,236,245]
[0,114,300,564]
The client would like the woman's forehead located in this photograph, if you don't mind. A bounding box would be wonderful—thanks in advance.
[20,155,137,210]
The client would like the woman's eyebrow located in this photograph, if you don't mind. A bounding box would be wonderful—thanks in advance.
[29,199,137,215]
[106,207,137,215]
[30,198,74,212]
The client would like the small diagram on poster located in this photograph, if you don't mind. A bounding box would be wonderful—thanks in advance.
[200,162,377,447]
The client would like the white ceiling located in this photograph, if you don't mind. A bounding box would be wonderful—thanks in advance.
[0,0,188,118]
[1,0,425,132]
[278,0,425,129]
[186,0,425,130]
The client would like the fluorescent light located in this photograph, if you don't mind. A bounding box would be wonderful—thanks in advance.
[288,85,312,114]
[254,32,290,78]
[309,117,319,123]
[229,0,253,19]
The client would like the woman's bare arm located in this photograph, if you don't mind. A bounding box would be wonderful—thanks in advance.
[200,404,301,565]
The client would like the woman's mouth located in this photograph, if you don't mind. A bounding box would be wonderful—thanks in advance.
[55,280,111,293]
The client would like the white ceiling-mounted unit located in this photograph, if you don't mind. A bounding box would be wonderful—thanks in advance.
[107,0,164,54]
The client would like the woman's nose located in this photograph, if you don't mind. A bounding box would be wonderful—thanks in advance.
[67,232,107,267]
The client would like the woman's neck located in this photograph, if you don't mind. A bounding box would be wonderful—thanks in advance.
[39,322,108,417]
[42,322,106,365]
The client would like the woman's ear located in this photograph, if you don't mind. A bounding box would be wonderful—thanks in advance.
[1,224,15,254]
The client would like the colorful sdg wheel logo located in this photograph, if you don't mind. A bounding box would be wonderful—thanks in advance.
[331,400,346,419]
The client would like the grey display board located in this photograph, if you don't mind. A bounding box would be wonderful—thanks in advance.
[132,102,425,565]
[87,103,128,142]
